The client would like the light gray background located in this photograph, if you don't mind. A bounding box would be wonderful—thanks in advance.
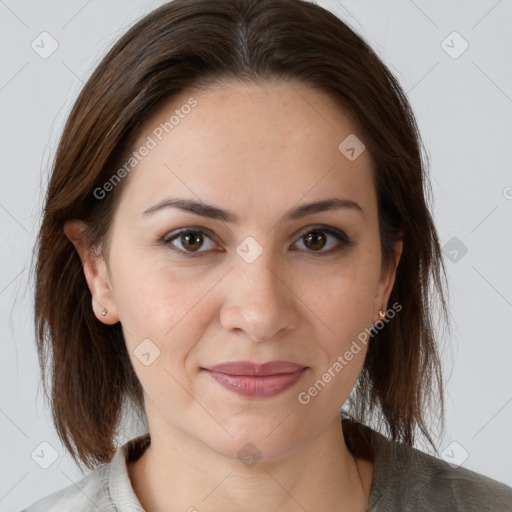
[1,0,511,510]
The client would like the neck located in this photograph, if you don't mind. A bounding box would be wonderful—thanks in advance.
[128,415,373,512]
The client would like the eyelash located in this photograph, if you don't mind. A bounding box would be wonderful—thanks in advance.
[161,225,354,258]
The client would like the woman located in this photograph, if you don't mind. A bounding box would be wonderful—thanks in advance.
[23,0,512,511]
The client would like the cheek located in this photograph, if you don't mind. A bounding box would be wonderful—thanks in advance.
[110,248,218,360]
[113,260,218,411]
[298,249,380,399]
[111,231,380,367]
[311,250,380,335]
[298,268,377,410]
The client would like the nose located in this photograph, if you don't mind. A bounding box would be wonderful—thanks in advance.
[219,251,299,342]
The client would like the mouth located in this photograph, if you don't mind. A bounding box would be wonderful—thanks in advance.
[201,361,308,399]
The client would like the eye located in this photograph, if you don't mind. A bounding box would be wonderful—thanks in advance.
[162,225,354,258]
[163,228,219,257]
[292,226,354,256]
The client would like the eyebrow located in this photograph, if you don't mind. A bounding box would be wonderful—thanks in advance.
[142,196,363,223]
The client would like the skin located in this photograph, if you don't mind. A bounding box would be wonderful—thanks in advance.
[65,79,403,512]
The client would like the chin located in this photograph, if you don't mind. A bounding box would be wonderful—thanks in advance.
[197,413,312,463]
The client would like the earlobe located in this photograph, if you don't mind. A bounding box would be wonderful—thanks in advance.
[63,220,120,325]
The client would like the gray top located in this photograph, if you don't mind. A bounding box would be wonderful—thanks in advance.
[20,418,512,511]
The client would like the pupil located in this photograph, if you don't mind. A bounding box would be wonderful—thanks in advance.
[305,231,326,251]
[182,232,202,251]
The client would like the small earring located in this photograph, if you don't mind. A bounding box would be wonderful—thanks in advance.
[378,308,386,319]
[101,307,108,317]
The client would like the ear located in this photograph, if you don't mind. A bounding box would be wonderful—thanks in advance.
[374,231,404,322]
[64,219,120,325]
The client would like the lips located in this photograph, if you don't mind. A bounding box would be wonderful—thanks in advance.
[202,361,308,399]
[207,361,306,376]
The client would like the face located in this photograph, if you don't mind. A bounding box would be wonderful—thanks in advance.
[67,79,402,461]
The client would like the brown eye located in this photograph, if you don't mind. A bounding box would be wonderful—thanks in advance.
[163,225,353,259]
[179,231,205,252]
[293,226,353,256]
[164,228,218,256]
[303,231,328,251]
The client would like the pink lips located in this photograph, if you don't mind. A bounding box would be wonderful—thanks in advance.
[203,361,307,399]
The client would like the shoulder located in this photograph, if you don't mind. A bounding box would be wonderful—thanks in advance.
[372,429,512,511]
[402,447,511,511]
[19,464,113,512]
[19,434,149,512]
[341,418,512,512]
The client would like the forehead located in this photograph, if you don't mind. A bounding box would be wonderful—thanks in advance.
[118,79,376,221]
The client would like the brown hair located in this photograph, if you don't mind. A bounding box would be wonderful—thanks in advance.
[32,0,449,470]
